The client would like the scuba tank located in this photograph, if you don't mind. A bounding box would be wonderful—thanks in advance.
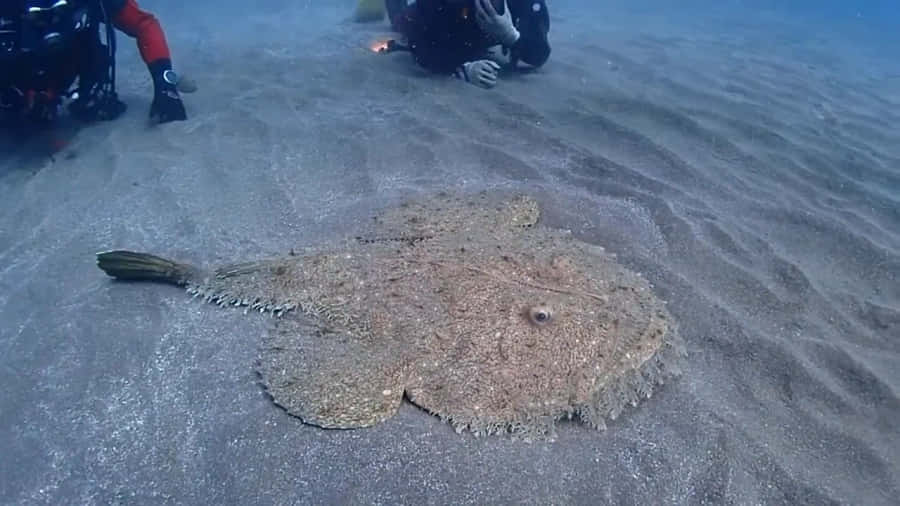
[18,0,94,71]
[1,0,118,122]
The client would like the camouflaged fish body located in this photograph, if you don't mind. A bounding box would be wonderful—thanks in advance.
[97,192,684,439]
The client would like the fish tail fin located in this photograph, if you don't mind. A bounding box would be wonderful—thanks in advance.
[353,0,386,22]
[96,250,200,286]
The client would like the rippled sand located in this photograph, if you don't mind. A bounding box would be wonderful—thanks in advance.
[1,1,897,504]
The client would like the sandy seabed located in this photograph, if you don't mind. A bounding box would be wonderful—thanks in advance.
[1,1,898,504]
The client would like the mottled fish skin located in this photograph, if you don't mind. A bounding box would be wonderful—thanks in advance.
[97,191,684,439]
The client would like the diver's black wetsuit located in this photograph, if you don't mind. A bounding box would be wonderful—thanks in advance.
[1,0,106,120]
[1,0,184,124]
[386,0,550,75]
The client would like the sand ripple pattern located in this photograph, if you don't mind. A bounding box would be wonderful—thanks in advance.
[0,3,897,505]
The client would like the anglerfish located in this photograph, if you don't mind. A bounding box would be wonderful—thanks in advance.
[96,192,684,439]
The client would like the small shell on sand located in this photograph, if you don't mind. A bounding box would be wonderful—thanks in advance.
[176,74,199,94]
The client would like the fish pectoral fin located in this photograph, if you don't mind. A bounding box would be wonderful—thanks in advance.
[257,315,407,429]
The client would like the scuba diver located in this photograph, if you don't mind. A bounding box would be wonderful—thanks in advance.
[382,0,551,89]
[0,0,187,127]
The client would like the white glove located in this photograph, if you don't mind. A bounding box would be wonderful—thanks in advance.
[458,59,501,88]
[475,0,520,47]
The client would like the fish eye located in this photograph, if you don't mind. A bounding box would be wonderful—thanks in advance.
[527,305,553,326]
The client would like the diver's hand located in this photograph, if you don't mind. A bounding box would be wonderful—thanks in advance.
[150,87,186,124]
[149,59,187,124]
[475,0,519,47]
[458,60,501,89]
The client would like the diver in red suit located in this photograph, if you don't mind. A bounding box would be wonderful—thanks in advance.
[0,0,187,126]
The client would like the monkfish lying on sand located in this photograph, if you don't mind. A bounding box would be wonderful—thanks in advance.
[96,192,684,439]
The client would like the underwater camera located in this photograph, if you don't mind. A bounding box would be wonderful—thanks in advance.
[18,0,90,56]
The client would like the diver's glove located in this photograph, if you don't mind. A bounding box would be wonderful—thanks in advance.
[475,0,520,47]
[148,59,187,124]
[68,85,127,122]
[456,59,501,89]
